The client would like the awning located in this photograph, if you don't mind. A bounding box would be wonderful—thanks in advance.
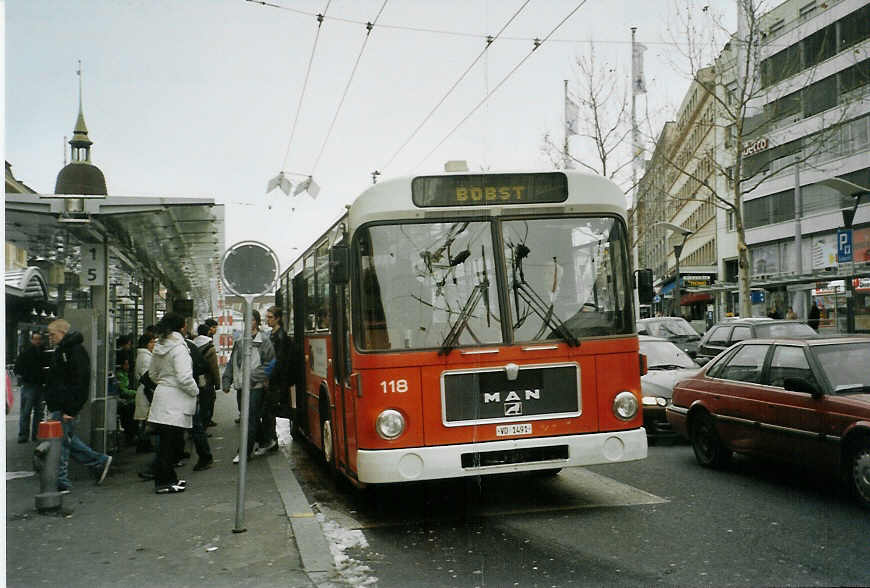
[5,266,48,300]
[680,292,714,305]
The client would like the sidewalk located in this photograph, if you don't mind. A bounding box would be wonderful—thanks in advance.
[5,390,336,587]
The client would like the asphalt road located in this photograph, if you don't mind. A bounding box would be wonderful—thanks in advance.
[287,439,870,587]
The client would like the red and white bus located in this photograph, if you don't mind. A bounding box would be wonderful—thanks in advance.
[277,170,653,485]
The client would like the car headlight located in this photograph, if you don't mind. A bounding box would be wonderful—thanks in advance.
[375,409,405,440]
[642,396,659,406]
[613,391,639,420]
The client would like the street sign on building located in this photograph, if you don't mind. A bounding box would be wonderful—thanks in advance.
[837,228,853,263]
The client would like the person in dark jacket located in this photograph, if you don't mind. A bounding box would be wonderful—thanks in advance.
[14,331,47,443]
[808,300,821,332]
[45,319,112,492]
[258,306,291,454]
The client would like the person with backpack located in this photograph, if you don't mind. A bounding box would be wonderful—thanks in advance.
[192,323,220,433]
[183,323,214,472]
[221,309,274,463]
[147,313,198,494]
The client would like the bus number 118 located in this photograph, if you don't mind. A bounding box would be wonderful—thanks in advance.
[380,379,408,394]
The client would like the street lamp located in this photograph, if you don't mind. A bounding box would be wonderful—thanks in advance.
[818,177,869,333]
[654,222,693,317]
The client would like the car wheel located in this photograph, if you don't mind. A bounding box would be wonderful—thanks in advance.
[849,441,870,508]
[691,412,731,469]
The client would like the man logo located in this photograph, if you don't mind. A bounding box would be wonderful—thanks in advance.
[504,402,522,416]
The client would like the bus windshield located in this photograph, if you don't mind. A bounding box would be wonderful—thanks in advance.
[503,217,630,342]
[356,216,631,351]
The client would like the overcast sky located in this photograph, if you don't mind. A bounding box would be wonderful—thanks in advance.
[5,0,739,269]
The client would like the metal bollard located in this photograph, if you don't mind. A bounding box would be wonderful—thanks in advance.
[34,420,64,513]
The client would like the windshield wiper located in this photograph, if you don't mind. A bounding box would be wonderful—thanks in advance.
[648,364,693,370]
[834,384,870,394]
[439,246,491,355]
[512,279,579,347]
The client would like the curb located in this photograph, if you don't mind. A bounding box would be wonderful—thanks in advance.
[267,452,336,579]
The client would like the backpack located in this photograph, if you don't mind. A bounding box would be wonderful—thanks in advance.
[185,340,209,389]
[139,371,157,403]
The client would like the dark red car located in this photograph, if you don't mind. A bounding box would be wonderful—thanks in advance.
[666,337,870,508]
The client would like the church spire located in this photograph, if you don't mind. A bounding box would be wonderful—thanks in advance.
[69,60,92,161]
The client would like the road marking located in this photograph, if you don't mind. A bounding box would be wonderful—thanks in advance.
[342,468,667,529]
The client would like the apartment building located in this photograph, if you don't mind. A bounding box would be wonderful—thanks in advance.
[636,0,869,330]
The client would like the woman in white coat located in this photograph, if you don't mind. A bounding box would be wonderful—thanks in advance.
[133,333,156,452]
[147,312,199,494]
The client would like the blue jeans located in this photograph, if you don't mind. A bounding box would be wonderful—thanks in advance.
[50,411,109,490]
[18,383,43,441]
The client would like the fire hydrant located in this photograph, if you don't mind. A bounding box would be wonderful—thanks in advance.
[33,420,64,513]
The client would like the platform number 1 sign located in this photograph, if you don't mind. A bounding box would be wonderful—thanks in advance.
[80,244,105,286]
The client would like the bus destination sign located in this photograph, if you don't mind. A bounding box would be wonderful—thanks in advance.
[412,172,568,208]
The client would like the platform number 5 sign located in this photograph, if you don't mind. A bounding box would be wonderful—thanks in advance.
[80,244,105,286]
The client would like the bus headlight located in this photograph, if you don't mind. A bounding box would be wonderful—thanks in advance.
[376,409,405,440]
[613,391,639,420]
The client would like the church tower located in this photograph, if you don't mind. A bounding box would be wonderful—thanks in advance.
[54,62,107,195]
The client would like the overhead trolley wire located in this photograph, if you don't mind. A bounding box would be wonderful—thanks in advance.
[379,0,531,174]
[245,0,692,48]
[281,0,332,171]
[311,0,390,174]
[412,0,590,172]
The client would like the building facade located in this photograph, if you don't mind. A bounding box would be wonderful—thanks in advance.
[636,0,869,331]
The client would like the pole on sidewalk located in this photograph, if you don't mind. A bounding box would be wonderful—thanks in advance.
[234,295,254,533]
[34,420,64,513]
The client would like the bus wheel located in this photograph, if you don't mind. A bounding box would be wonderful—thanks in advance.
[321,419,334,466]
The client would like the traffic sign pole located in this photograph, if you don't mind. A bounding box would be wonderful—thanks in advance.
[220,241,279,534]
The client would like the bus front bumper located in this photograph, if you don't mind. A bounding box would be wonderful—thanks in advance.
[356,428,648,484]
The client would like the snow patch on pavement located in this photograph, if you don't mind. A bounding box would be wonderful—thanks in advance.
[317,512,378,586]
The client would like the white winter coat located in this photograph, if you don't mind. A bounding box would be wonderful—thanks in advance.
[133,347,152,421]
[146,331,199,429]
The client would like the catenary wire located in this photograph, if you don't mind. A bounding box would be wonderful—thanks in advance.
[380,0,531,173]
[311,0,390,174]
[412,0,590,172]
[281,1,332,171]
[245,0,793,49]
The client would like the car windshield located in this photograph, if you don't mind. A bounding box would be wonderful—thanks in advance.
[639,340,697,369]
[643,319,698,338]
[354,216,632,351]
[813,342,870,392]
[754,323,817,338]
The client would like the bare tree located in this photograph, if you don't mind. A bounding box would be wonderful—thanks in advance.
[653,0,853,317]
[540,45,636,192]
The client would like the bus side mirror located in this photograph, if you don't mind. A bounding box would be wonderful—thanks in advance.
[330,244,349,285]
[636,268,654,305]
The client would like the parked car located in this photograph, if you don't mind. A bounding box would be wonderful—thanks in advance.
[696,319,816,364]
[637,317,701,358]
[666,337,870,508]
[638,335,700,443]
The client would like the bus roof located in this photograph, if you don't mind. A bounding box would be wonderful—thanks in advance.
[348,170,627,230]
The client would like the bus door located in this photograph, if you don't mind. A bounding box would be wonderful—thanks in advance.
[330,243,357,474]
[292,274,309,435]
